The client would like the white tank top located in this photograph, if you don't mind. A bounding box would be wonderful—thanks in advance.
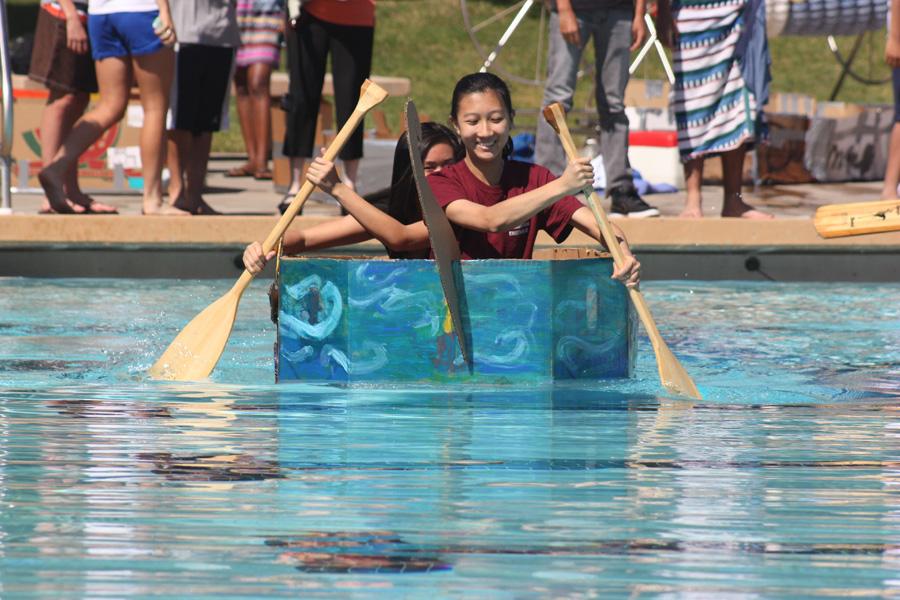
[88,0,159,15]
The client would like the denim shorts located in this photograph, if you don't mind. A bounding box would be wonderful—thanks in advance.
[88,11,163,61]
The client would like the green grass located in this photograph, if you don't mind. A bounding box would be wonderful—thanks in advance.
[6,0,894,152]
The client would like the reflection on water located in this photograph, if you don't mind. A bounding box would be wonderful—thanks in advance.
[0,279,899,596]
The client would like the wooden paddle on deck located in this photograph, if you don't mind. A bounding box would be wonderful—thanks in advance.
[814,199,900,238]
[148,80,390,381]
[405,100,473,369]
[542,103,701,400]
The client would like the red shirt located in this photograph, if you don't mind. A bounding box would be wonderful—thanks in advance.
[304,0,375,27]
[428,160,583,259]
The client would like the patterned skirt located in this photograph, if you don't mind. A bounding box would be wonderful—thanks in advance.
[671,0,757,161]
[236,0,283,67]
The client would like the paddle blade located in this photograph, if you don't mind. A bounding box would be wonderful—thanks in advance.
[814,200,900,238]
[148,290,241,381]
[543,101,702,400]
[655,340,702,400]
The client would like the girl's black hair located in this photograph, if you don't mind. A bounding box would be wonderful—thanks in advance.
[449,72,516,160]
[365,122,464,259]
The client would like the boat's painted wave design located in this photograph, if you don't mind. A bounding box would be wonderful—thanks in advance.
[276,256,636,385]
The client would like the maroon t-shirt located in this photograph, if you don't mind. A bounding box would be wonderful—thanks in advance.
[427,160,583,259]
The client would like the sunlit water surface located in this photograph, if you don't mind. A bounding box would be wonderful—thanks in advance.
[0,278,898,598]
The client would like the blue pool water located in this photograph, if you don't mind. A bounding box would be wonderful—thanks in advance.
[0,278,898,598]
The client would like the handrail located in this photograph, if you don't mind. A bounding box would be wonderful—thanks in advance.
[0,0,13,214]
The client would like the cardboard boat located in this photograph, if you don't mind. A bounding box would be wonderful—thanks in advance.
[275,248,636,385]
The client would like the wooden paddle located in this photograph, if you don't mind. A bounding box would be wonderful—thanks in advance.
[405,100,473,369]
[814,199,900,238]
[542,102,701,400]
[148,80,389,381]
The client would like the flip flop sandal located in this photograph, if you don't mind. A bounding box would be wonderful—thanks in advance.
[253,169,273,181]
[193,200,222,216]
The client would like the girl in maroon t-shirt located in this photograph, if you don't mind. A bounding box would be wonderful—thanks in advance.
[429,72,640,288]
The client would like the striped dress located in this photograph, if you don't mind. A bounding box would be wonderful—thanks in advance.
[671,0,758,161]
[235,0,283,67]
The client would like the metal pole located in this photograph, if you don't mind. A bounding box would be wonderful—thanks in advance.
[0,0,14,214]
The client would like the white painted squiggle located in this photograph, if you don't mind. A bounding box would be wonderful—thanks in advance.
[475,330,530,368]
[319,342,388,375]
[279,275,343,341]
[283,346,315,363]
[556,335,618,374]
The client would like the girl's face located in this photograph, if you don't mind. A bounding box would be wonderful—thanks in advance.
[453,90,511,164]
[422,142,456,175]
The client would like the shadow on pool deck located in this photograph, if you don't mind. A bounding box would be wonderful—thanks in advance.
[1,142,899,281]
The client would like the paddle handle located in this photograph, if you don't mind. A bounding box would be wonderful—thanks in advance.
[261,109,372,254]
[235,80,389,296]
[543,104,664,342]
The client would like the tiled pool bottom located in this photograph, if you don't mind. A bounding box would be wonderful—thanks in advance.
[1,279,899,597]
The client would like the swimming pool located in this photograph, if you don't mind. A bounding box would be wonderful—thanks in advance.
[1,278,898,597]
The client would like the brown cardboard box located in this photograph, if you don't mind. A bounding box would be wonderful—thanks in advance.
[757,113,815,184]
[624,79,670,109]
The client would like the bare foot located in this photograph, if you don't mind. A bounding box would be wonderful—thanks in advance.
[736,209,774,220]
[143,203,191,216]
[69,194,118,214]
[722,205,774,219]
[38,165,75,214]
[678,207,704,218]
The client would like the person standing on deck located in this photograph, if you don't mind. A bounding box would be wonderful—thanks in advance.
[165,0,241,215]
[656,0,773,218]
[38,0,178,215]
[278,0,375,213]
[534,0,660,218]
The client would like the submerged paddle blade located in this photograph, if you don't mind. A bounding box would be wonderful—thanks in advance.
[654,335,702,400]
[148,288,242,381]
[543,102,701,400]
[814,199,900,238]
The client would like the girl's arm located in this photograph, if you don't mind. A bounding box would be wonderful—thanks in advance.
[154,0,176,45]
[306,156,431,253]
[630,0,648,52]
[443,157,594,233]
[243,216,373,274]
[569,207,641,288]
[57,0,88,54]
[888,0,900,66]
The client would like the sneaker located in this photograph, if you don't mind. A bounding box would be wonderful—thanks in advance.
[609,187,660,218]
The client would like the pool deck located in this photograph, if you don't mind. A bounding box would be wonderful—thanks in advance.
[2,146,899,281]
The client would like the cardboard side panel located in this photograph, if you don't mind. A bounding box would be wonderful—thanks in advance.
[346,260,458,384]
[551,258,632,379]
[463,259,552,384]
[277,259,350,383]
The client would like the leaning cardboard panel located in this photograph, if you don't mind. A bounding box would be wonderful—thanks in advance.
[805,106,892,183]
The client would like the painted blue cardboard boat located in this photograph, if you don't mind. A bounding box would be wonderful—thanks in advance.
[275,248,636,385]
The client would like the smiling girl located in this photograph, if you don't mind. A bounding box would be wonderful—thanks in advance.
[429,72,640,288]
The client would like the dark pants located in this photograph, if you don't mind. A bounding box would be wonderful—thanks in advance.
[283,13,374,160]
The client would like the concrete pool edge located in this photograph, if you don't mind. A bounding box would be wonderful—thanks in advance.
[1,216,899,280]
